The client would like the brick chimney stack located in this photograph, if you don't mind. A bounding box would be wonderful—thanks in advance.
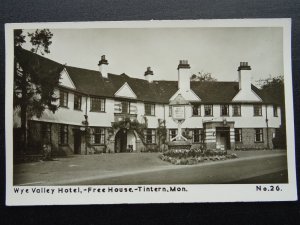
[98,55,109,78]
[144,66,154,83]
[177,60,191,91]
[237,62,251,92]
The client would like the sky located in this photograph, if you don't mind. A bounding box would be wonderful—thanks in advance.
[22,27,283,83]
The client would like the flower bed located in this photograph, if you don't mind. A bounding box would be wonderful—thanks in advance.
[159,148,238,165]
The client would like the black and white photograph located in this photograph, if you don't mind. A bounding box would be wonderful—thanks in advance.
[5,19,297,205]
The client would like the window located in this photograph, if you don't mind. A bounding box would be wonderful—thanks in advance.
[169,106,172,117]
[254,105,262,116]
[192,129,203,143]
[59,124,68,145]
[59,90,68,107]
[145,103,155,116]
[74,94,82,110]
[169,129,178,141]
[220,104,229,116]
[121,101,129,113]
[232,105,241,116]
[235,128,242,142]
[255,128,263,142]
[144,129,156,144]
[204,104,213,116]
[41,123,51,144]
[114,101,136,114]
[192,104,201,116]
[273,105,278,117]
[90,97,105,112]
[90,127,105,144]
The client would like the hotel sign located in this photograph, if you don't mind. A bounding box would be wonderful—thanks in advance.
[172,106,185,120]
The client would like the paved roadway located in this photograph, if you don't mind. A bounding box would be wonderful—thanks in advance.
[68,154,288,185]
[14,151,288,185]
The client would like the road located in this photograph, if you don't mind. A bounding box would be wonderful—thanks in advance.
[14,151,288,185]
[68,154,288,185]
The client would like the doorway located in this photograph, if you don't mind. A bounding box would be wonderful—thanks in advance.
[115,129,128,153]
[115,129,137,153]
[73,129,81,154]
[216,127,230,150]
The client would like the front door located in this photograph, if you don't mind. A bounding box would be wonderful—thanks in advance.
[73,129,81,154]
[216,127,230,150]
[115,129,127,153]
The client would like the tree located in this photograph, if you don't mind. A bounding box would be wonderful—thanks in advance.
[14,29,61,153]
[257,75,286,148]
[191,71,217,82]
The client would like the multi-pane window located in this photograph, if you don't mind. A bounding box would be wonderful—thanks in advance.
[232,104,241,116]
[121,101,129,113]
[90,127,105,144]
[255,128,263,142]
[90,97,105,112]
[59,124,68,145]
[41,123,51,144]
[169,129,178,141]
[192,129,203,143]
[59,90,68,107]
[204,104,213,116]
[235,128,242,142]
[254,105,262,116]
[220,104,229,116]
[74,94,82,110]
[192,104,201,116]
[144,129,156,144]
[145,103,155,116]
[273,105,278,117]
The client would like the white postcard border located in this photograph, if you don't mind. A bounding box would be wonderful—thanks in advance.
[5,19,297,205]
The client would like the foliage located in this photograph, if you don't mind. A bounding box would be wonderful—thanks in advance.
[191,71,217,82]
[28,29,53,55]
[256,75,286,148]
[112,116,147,144]
[256,75,285,106]
[14,29,61,152]
[160,148,238,165]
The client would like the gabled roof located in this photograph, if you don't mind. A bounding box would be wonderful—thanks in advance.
[16,48,280,104]
[15,46,63,80]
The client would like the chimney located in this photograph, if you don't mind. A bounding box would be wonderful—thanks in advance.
[144,66,154,83]
[98,55,109,78]
[177,60,191,90]
[237,62,252,92]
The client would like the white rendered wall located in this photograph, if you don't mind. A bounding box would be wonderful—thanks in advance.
[87,98,114,127]
[31,90,87,126]
[178,68,191,91]
[32,92,281,129]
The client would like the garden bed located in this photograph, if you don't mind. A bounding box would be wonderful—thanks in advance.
[159,149,238,165]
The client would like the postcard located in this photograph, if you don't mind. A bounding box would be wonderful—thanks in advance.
[5,19,297,205]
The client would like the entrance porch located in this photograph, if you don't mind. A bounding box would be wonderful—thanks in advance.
[203,120,235,151]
